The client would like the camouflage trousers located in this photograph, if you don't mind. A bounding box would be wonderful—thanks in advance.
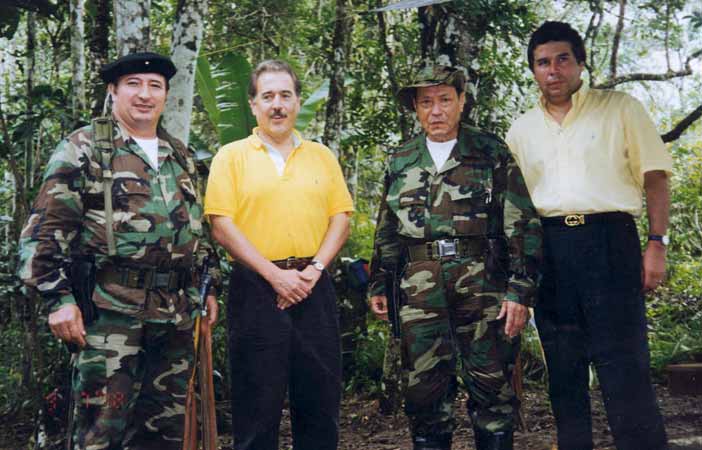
[69,309,194,450]
[399,257,519,438]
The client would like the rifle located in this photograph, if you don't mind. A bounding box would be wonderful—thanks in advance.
[183,257,218,450]
[384,267,402,339]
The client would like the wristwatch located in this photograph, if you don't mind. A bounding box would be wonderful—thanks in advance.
[648,234,670,246]
[311,259,325,271]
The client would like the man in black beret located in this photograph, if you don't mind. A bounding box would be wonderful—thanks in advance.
[18,51,220,449]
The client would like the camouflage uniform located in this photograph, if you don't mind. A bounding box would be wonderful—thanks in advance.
[18,121,219,450]
[369,124,542,444]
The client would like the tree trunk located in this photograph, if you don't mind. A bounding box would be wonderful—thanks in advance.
[88,0,110,117]
[70,0,86,119]
[418,3,480,124]
[376,2,411,141]
[322,0,353,158]
[113,0,151,57]
[162,0,208,146]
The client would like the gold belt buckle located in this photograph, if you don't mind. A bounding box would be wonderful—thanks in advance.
[564,214,585,227]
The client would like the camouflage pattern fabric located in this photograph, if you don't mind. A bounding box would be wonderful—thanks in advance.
[18,121,219,322]
[71,309,193,450]
[17,120,220,448]
[369,124,542,437]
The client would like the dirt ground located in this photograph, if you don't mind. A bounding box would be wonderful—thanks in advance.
[3,384,700,449]
[220,385,702,450]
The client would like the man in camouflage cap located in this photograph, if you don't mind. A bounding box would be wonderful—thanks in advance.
[18,52,220,449]
[368,65,542,450]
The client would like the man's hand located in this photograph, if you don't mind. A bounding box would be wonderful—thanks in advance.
[642,241,666,292]
[277,266,322,310]
[369,295,389,321]
[497,300,528,338]
[269,268,312,307]
[48,304,87,348]
[200,294,219,333]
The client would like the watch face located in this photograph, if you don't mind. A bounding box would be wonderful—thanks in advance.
[313,261,325,271]
[662,235,670,245]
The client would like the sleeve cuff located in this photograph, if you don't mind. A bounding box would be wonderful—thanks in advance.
[47,293,78,314]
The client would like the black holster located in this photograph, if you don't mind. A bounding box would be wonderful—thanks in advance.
[486,236,509,287]
[66,256,98,352]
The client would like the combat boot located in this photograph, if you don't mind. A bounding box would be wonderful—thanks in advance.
[473,427,513,450]
[412,434,452,450]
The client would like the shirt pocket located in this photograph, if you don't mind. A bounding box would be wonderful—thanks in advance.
[446,165,493,236]
[393,189,427,238]
[112,178,154,233]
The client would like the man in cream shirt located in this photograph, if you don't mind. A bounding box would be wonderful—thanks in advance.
[507,21,670,450]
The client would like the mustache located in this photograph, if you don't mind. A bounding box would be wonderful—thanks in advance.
[270,112,287,119]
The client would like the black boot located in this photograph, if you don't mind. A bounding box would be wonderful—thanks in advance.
[473,427,513,450]
[412,434,452,450]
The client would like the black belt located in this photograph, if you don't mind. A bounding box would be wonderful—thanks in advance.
[271,257,313,270]
[97,266,192,291]
[541,211,632,228]
[407,238,487,261]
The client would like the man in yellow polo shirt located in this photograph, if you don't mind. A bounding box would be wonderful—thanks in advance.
[205,59,353,450]
[507,22,670,450]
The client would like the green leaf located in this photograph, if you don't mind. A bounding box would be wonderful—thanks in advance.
[214,53,257,145]
[296,80,329,131]
[195,56,220,129]
[195,53,256,146]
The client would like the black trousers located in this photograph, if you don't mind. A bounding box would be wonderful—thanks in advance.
[227,265,341,450]
[536,216,668,450]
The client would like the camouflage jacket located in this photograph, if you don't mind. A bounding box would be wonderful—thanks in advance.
[369,124,542,306]
[18,121,220,324]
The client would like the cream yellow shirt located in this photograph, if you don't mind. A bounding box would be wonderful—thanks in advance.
[204,128,354,260]
[506,84,672,217]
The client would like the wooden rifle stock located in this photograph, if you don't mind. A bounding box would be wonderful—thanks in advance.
[199,324,218,449]
[182,318,218,449]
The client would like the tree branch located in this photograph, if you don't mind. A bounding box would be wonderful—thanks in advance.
[661,103,702,143]
[594,68,692,89]
[609,0,626,79]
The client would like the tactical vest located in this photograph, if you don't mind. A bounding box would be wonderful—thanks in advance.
[90,117,199,256]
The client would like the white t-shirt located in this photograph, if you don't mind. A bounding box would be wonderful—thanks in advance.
[426,137,457,171]
[133,137,159,170]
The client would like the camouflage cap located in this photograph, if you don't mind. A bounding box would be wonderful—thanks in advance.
[397,65,466,111]
[99,52,177,84]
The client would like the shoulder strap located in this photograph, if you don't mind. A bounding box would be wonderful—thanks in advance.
[91,117,117,256]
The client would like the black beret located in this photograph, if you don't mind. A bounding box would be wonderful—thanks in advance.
[99,52,177,84]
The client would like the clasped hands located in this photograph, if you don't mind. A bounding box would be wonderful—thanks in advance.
[270,265,322,310]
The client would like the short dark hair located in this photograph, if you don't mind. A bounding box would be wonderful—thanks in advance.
[527,21,586,72]
[248,60,302,99]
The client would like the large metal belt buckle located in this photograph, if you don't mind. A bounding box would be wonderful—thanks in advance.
[433,239,459,259]
[564,214,585,227]
[285,256,296,269]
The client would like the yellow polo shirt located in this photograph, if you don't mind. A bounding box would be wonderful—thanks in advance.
[204,128,354,260]
[506,83,672,217]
